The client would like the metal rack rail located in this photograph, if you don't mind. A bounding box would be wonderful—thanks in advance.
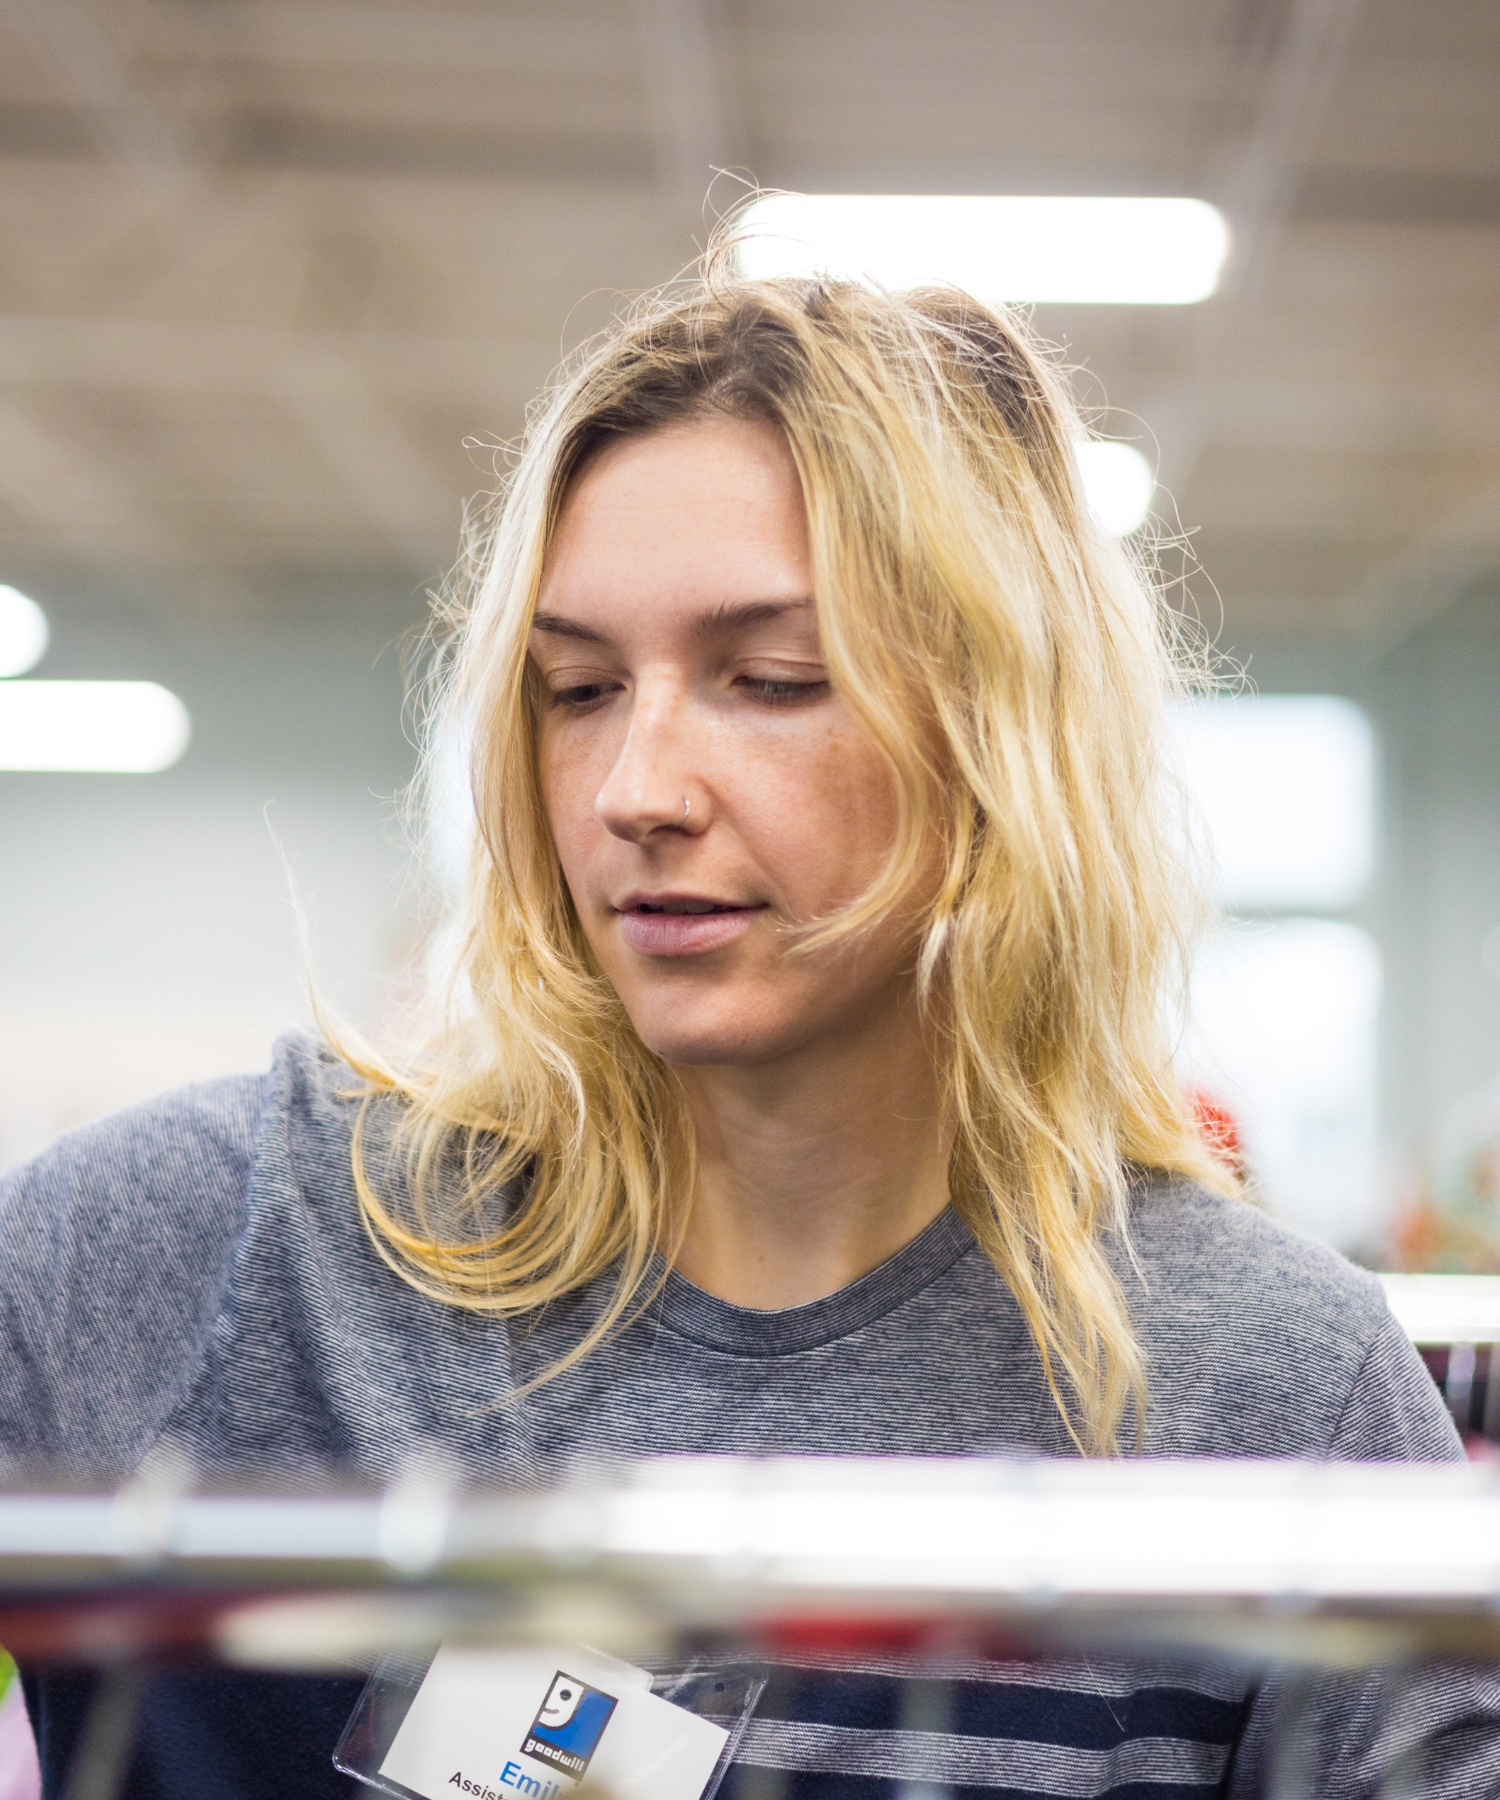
[6,1456,1500,1669]
[1379,1272,1500,1346]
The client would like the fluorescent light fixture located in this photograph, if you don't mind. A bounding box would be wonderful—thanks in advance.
[1077,440,1154,536]
[0,680,190,771]
[737,194,1230,305]
[1169,696,1376,910]
[0,584,47,677]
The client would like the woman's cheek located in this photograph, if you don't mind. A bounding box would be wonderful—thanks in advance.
[755,738,895,911]
[537,744,601,892]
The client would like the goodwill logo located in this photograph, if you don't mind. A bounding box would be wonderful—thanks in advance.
[520,1670,619,1780]
[376,1644,734,1800]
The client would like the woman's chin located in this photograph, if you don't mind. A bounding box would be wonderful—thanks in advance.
[621,971,904,1071]
[642,1028,779,1069]
[628,1004,798,1070]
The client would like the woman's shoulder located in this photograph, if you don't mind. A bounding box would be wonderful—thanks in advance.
[3,1066,260,1243]
[0,1031,356,1472]
[1126,1173,1388,1337]
[0,1028,377,1330]
[0,1029,348,1224]
[1123,1175,1457,1460]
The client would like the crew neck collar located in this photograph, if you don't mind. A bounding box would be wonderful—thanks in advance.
[654,1206,977,1356]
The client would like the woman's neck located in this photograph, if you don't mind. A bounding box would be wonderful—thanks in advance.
[669,999,952,1310]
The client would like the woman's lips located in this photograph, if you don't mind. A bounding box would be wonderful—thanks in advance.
[615,905,760,956]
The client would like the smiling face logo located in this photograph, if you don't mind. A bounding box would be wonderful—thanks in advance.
[521,1672,619,1779]
[536,1675,585,1731]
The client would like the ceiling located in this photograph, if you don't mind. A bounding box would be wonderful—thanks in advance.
[0,0,1498,649]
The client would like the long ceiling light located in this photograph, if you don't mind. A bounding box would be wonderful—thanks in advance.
[0,680,191,772]
[737,194,1230,305]
[0,584,48,677]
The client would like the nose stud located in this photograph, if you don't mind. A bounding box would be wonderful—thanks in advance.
[681,795,691,827]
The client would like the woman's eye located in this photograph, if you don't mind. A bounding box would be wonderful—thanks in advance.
[549,681,617,711]
[738,676,830,707]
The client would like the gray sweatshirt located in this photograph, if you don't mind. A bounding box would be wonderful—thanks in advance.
[1,1032,1496,1799]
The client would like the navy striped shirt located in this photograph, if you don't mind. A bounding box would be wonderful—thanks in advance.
[720,1654,1249,1799]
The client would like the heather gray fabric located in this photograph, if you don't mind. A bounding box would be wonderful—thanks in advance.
[1,1031,1496,1799]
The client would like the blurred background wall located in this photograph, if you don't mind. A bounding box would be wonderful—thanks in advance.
[0,0,1498,1262]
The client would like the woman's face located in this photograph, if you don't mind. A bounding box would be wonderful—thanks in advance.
[531,415,915,1068]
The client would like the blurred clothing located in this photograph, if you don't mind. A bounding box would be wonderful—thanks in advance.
[1397,1069,1500,1271]
[0,1655,38,1800]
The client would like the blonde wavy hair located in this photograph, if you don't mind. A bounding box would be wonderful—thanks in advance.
[347,242,1230,1455]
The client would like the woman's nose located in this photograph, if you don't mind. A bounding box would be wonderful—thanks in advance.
[593,688,702,844]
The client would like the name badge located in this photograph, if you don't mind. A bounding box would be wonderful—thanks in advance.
[337,1644,764,1800]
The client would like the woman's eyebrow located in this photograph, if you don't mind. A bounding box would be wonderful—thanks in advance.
[530,599,812,648]
[690,598,813,641]
[530,612,610,645]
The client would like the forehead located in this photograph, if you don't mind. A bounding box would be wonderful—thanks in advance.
[538,416,812,624]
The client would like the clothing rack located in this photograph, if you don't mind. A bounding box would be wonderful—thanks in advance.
[5,1457,1500,1671]
[1380,1271,1500,1435]
[11,1456,1500,1800]
[1378,1272,1500,1345]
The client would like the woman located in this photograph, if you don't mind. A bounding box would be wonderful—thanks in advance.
[3,251,1495,1798]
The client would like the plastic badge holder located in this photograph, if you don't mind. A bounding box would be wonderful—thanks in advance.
[336,1644,765,1800]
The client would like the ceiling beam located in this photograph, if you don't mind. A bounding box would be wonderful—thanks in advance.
[1152,0,1367,503]
[0,393,257,621]
[275,363,463,578]
[0,0,188,194]
[0,313,547,400]
[1330,471,1500,650]
[1213,0,1369,302]
[633,0,736,219]
[0,313,489,575]
[1201,294,1500,654]
[0,394,179,561]
[0,0,457,580]
[0,2,232,594]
